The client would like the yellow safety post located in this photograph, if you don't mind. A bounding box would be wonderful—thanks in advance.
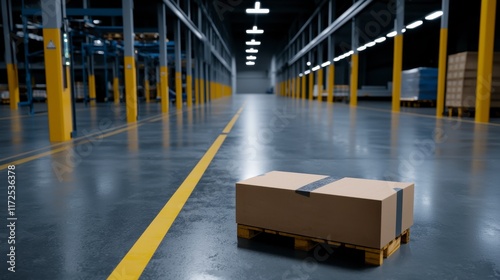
[436,0,449,118]
[186,75,193,106]
[88,74,96,106]
[301,75,306,99]
[160,67,169,113]
[42,3,73,141]
[318,68,324,103]
[145,79,150,102]
[296,76,300,99]
[327,64,335,103]
[7,64,19,110]
[475,0,497,123]
[309,72,314,100]
[124,56,137,122]
[113,77,120,104]
[201,78,205,104]
[350,54,359,107]
[195,77,200,105]
[392,35,403,112]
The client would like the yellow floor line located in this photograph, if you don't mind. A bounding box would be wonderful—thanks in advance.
[222,106,245,134]
[107,105,244,280]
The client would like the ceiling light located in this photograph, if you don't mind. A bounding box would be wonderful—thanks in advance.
[386,31,397,38]
[304,70,311,75]
[425,11,443,20]
[93,19,101,24]
[246,48,258,53]
[94,39,103,46]
[375,37,386,43]
[97,51,104,55]
[246,26,264,34]
[312,65,320,71]
[402,28,407,33]
[365,41,376,47]
[321,61,331,67]
[306,61,311,66]
[348,51,354,55]
[246,55,257,60]
[246,61,255,66]
[246,1,270,14]
[299,73,303,77]
[246,39,261,46]
[406,20,423,29]
[333,57,341,62]
[357,46,367,51]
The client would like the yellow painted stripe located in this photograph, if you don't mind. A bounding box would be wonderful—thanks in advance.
[222,107,244,134]
[107,106,244,280]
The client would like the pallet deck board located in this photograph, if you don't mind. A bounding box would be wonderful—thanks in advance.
[237,224,410,266]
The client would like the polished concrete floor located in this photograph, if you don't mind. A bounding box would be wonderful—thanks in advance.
[1,95,499,279]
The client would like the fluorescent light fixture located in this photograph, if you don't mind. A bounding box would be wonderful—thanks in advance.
[321,61,331,67]
[333,57,341,62]
[93,19,101,24]
[246,39,261,46]
[246,26,264,34]
[245,48,258,53]
[299,73,303,77]
[97,51,105,55]
[386,31,397,37]
[402,28,407,33]
[375,37,386,43]
[246,1,270,14]
[246,55,257,60]
[65,61,70,65]
[312,65,321,72]
[246,61,255,66]
[304,70,311,75]
[365,41,376,47]
[94,39,103,46]
[306,61,311,66]
[407,20,423,29]
[348,51,354,55]
[425,11,443,20]
[357,45,367,51]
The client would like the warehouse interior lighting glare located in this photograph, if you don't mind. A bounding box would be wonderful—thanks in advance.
[246,48,258,53]
[365,41,376,47]
[333,57,341,62]
[425,11,443,20]
[357,45,367,51]
[386,31,397,37]
[304,70,311,75]
[306,61,311,66]
[407,20,423,29]
[299,73,303,77]
[246,39,261,46]
[375,37,386,43]
[312,65,320,71]
[246,55,257,60]
[246,61,255,65]
[93,19,101,24]
[246,1,270,14]
[246,26,264,34]
[321,61,331,67]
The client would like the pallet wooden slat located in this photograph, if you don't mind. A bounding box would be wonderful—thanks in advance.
[237,224,410,266]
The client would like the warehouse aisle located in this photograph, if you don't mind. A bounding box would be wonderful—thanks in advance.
[1,95,500,279]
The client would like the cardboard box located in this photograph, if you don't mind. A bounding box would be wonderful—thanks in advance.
[236,171,414,249]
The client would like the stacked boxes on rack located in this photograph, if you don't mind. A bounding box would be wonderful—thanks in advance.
[446,52,500,108]
[401,67,438,100]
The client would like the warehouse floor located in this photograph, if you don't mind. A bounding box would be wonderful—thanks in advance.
[1,95,500,279]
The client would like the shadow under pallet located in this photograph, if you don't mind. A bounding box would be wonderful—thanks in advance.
[237,224,410,266]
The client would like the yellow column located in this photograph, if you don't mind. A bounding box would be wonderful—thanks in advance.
[113,77,120,104]
[144,79,150,102]
[301,75,306,99]
[392,35,403,112]
[88,74,96,106]
[160,66,169,113]
[350,54,359,107]
[43,28,72,141]
[124,56,137,122]
[200,79,205,104]
[475,0,497,123]
[186,75,193,106]
[175,72,182,109]
[205,79,210,102]
[7,64,19,109]
[296,76,300,99]
[195,78,200,105]
[436,29,448,117]
[309,73,314,100]
[327,64,335,103]
[317,68,324,103]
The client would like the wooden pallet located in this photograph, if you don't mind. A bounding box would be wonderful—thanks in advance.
[446,107,500,118]
[401,99,436,108]
[237,224,410,266]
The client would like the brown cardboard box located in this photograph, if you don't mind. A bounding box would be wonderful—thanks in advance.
[236,171,414,249]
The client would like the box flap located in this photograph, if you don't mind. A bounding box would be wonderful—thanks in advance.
[236,171,328,191]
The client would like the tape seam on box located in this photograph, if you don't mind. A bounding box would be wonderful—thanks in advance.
[295,176,339,197]
[394,187,403,236]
